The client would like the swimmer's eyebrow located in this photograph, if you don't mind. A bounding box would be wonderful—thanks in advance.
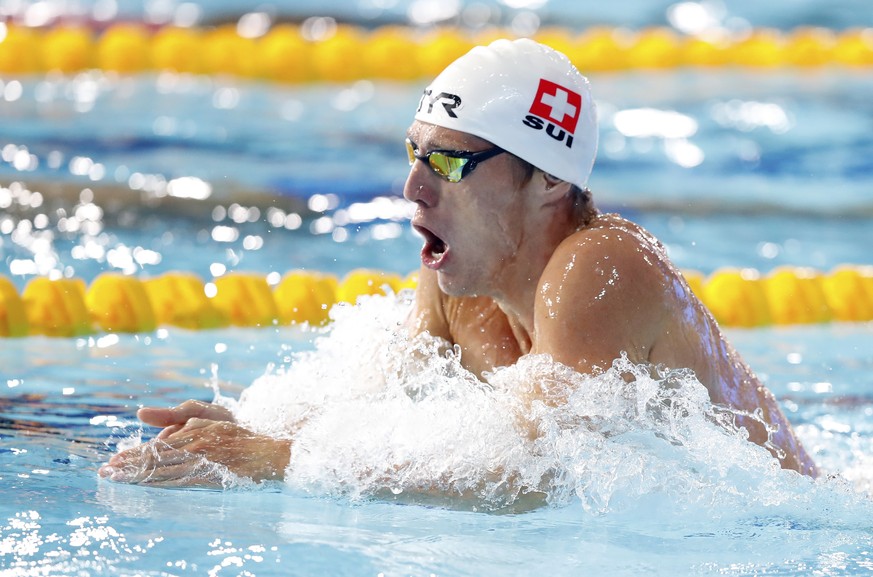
[406,135,477,154]
[405,133,432,152]
[405,130,434,148]
[406,126,456,151]
[406,135,441,154]
[406,132,443,151]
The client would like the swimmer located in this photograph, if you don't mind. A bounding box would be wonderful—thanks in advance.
[99,38,816,487]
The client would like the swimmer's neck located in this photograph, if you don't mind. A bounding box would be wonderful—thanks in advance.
[488,204,596,351]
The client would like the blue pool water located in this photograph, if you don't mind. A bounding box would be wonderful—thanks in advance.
[3,1,873,575]
[2,304,872,575]
[2,72,872,286]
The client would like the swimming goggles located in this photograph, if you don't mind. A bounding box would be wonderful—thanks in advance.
[405,138,506,183]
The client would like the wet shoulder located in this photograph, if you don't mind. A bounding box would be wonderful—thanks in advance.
[545,213,672,286]
[572,213,666,254]
[534,212,680,355]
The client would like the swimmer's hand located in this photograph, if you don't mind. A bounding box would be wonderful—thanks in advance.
[98,418,291,488]
[138,400,234,440]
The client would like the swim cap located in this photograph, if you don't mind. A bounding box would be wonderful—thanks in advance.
[414,38,598,189]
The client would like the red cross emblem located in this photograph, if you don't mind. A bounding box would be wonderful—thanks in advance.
[528,79,583,135]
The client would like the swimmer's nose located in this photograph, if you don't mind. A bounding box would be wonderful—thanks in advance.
[403,164,437,207]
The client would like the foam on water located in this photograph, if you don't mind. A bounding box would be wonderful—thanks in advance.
[224,292,871,522]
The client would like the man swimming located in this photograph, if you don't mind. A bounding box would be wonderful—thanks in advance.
[99,38,816,487]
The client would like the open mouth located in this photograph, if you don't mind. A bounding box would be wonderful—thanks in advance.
[414,225,448,268]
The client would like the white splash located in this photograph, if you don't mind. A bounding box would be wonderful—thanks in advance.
[225,292,869,516]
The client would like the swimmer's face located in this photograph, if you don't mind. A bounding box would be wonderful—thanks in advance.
[403,121,539,298]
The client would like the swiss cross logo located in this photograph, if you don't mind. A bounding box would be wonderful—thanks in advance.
[528,79,582,135]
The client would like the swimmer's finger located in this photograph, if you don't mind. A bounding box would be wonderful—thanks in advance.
[138,400,233,429]
[104,441,153,468]
[105,439,191,470]
[155,424,184,440]
[136,406,178,428]
[102,447,198,484]
[140,470,224,489]
[108,455,229,488]
[156,418,221,448]
[173,417,215,431]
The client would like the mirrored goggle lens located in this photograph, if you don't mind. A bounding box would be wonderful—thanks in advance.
[406,140,471,183]
[428,153,469,183]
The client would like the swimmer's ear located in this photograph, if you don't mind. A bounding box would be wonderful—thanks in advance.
[541,172,571,201]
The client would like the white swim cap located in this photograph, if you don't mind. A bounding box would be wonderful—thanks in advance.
[414,38,598,189]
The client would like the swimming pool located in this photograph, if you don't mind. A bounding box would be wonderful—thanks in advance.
[3,1,873,575]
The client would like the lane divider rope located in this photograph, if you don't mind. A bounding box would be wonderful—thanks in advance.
[1,265,872,337]
[1,24,872,81]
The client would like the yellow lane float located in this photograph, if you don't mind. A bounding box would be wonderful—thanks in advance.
[2,23,872,79]
[258,23,313,83]
[0,25,41,74]
[151,26,205,74]
[212,272,279,327]
[96,23,151,73]
[763,267,832,325]
[42,26,95,73]
[86,273,157,333]
[702,268,772,328]
[202,24,259,78]
[274,270,338,326]
[0,275,28,337]
[0,265,871,337]
[21,277,92,337]
[821,265,873,322]
[336,268,403,304]
[144,272,228,330]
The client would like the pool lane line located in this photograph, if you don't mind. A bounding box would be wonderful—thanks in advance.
[1,265,872,337]
[1,24,871,81]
